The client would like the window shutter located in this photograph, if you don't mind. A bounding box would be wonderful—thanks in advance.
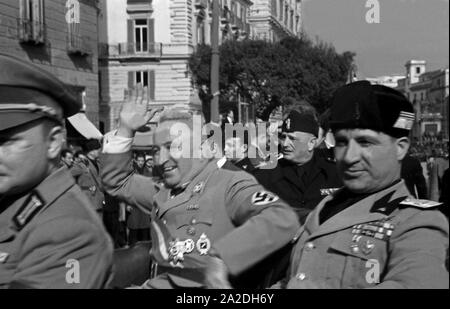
[147,19,154,53]
[148,70,155,101]
[127,19,134,54]
[128,71,134,89]
[19,0,28,19]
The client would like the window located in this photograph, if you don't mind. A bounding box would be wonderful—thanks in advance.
[425,124,438,134]
[421,92,424,101]
[135,19,148,52]
[416,67,421,74]
[290,10,294,30]
[285,5,289,25]
[197,17,205,44]
[129,70,156,100]
[279,0,283,20]
[136,71,149,87]
[19,0,45,43]
[271,0,277,16]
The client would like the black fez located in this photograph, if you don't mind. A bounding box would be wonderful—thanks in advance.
[83,139,102,152]
[282,110,319,137]
[329,81,415,138]
[0,53,82,131]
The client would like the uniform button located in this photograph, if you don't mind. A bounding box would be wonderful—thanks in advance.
[162,220,167,225]
[305,242,315,251]
[351,246,360,254]
[187,226,196,236]
[296,273,307,281]
[191,218,197,225]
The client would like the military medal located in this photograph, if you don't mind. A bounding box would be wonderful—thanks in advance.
[184,239,195,254]
[168,239,186,264]
[362,239,375,255]
[196,233,211,255]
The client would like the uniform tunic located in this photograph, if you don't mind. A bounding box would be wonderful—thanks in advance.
[100,151,300,288]
[284,180,449,289]
[0,167,114,289]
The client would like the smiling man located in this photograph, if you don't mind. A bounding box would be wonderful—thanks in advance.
[282,81,449,289]
[100,88,299,288]
[0,53,113,289]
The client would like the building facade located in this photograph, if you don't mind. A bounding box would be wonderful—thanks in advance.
[0,0,100,126]
[396,60,449,141]
[248,0,302,42]
[366,75,405,89]
[98,0,252,132]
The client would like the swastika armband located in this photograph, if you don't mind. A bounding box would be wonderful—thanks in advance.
[251,191,279,206]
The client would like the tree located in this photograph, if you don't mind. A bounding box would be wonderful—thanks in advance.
[189,36,356,121]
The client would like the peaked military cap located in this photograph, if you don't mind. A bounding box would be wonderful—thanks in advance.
[282,110,319,137]
[0,53,82,131]
[329,81,415,137]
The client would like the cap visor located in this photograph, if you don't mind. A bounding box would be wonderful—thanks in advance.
[0,112,44,131]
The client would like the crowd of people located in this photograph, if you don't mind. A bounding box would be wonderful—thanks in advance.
[0,52,448,289]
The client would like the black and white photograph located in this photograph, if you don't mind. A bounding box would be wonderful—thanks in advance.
[0,0,448,295]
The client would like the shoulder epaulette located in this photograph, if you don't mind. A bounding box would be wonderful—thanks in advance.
[13,192,45,230]
[400,197,443,209]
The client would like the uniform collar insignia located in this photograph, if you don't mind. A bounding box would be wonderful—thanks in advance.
[370,192,404,216]
[0,252,9,263]
[13,192,45,230]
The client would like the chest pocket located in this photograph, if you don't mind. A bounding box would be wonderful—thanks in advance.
[173,207,214,239]
[326,231,388,288]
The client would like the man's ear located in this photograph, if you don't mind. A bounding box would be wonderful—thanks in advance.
[47,125,64,160]
[396,136,410,161]
[308,136,317,152]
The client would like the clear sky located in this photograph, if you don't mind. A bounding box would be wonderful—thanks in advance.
[302,0,449,78]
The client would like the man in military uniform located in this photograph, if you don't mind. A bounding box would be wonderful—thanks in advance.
[71,139,105,217]
[256,105,342,223]
[0,53,113,288]
[282,81,449,289]
[100,87,300,288]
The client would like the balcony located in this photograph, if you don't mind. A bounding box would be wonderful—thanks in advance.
[127,0,153,13]
[17,18,46,45]
[99,42,162,59]
[99,43,194,59]
[67,34,92,56]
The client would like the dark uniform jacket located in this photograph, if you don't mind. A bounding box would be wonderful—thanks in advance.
[401,154,428,199]
[71,159,105,212]
[255,152,342,223]
[100,151,300,288]
[0,168,114,289]
[283,180,449,289]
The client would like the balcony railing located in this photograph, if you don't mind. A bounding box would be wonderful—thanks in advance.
[17,18,46,44]
[99,42,162,58]
[67,34,92,56]
[99,42,194,59]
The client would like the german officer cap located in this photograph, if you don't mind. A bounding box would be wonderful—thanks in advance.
[282,110,319,137]
[329,81,415,137]
[0,53,82,131]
